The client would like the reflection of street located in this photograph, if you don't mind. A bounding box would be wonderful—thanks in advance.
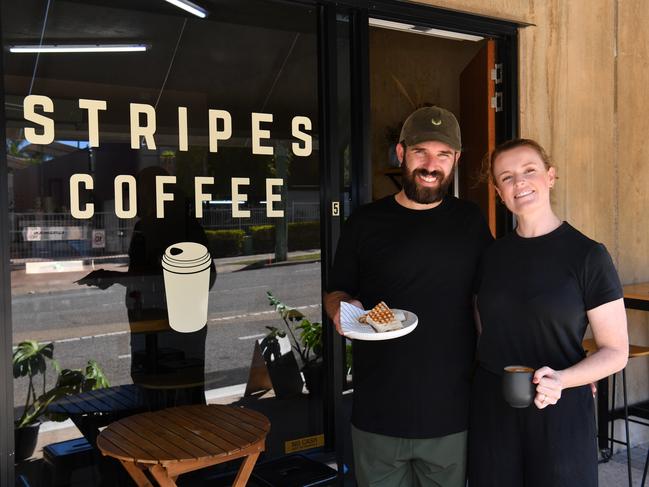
[12,261,321,407]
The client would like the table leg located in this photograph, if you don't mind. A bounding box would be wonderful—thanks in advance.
[597,376,612,460]
[69,415,100,447]
[149,465,177,487]
[119,460,154,487]
[233,451,261,487]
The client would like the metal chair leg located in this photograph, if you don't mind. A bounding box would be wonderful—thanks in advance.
[641,446,649,487]
[623,368,633,487]
[612,372,617,454]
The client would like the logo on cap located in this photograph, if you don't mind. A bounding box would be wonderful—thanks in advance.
[431,118,442,126]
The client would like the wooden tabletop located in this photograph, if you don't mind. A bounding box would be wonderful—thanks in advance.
[97,404,270,465]
[623,282,649,302]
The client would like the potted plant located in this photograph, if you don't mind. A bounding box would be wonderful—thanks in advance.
[13,340,109,461]
[266,291,324,395]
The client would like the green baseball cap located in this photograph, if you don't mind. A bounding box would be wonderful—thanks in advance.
[399,106,461,151]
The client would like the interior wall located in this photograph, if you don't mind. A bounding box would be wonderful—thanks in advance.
[369,27,483,200]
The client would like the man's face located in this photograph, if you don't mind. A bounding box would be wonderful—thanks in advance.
[397,140,459,205]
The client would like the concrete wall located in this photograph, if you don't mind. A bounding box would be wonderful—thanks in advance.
[616,0,649,411]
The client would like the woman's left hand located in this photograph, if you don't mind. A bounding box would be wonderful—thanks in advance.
[533,366,564,409]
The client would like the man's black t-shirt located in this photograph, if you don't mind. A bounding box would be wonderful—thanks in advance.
[328,195,492,438]
[477,222,623,374]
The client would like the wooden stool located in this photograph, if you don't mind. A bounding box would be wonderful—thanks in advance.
[583,338,649,487]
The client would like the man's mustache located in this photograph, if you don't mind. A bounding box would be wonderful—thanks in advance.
[412,168,444,180]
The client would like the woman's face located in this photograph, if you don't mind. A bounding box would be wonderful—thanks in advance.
[492,145,555,217]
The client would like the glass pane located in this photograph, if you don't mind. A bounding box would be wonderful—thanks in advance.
[4,0,323,482]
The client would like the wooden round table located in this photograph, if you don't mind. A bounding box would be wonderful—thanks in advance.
[97,404,270,486]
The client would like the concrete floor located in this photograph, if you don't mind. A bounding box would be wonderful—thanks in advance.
[600,444,649,487]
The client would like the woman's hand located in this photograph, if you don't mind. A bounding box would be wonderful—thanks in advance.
[533,366,564,409]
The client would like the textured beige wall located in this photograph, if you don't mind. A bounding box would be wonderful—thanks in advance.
[522,1,618,255]
[412,0,533,24]
[616,0,649,406]
[618,0,649,284]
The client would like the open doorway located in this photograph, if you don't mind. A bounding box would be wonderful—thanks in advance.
[368,20,499,235]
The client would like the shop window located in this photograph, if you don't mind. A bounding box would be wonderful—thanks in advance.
[4,0,324,479]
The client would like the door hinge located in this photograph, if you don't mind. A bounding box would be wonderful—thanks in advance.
[490,92,503,112]
[491,63,503,84]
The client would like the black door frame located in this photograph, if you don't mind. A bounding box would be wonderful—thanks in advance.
[0,14,15,482]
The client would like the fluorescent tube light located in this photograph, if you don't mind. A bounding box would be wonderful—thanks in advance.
[164,0,208,18]
[419,28,483,42]
[369,18,483,42]
[10,44,148,53]
[368,18,416,31]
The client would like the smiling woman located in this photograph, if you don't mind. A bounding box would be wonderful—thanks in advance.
[485,139,556,226]
[469,138,628,487]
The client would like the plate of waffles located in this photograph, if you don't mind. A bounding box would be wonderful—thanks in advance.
[340,301,418,341]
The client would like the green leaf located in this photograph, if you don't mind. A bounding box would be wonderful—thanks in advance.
[12,341,54,379]
[13,340,109,426]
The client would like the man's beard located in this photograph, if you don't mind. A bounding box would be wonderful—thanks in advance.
[401,157,455,205]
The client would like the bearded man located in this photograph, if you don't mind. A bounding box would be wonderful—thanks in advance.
[324,106,493,487]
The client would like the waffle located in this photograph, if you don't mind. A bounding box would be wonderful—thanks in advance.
[364,301,403,332]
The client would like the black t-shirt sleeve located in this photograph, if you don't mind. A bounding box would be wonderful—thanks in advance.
[327,214,360,296]
[582,243,623,310]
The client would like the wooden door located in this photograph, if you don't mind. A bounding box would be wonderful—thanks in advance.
[459,39,497,236]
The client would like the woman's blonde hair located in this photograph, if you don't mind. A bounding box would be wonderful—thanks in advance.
[481,138,555,184]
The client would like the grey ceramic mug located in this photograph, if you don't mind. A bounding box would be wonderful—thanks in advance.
[502,365,536,408]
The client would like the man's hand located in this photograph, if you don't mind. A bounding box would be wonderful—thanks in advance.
[333,299,363,335]
[75,269,116,290]
[324,291,363,336]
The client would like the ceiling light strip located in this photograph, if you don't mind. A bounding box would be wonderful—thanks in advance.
[164,0,208,18]
[10,44,148,53]
[368,18,483,42]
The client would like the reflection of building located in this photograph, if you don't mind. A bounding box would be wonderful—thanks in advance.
[3,0,649,485]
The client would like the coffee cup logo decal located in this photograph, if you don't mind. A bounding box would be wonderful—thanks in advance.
[161,242,212,333]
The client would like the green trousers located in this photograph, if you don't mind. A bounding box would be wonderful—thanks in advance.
[351,425,467,487]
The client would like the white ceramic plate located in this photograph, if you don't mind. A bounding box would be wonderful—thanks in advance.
[341,308,418,341]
